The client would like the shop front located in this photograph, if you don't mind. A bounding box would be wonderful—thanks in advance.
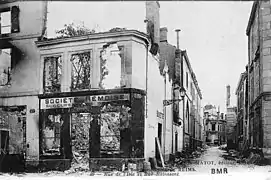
[38,88,145,171]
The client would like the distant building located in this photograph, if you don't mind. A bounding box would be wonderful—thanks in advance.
[224,85,237,149]
[204,104,226,146]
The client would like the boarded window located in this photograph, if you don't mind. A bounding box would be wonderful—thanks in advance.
[44,56,62,93]
[71,51,92,91]
[0,48,11,86]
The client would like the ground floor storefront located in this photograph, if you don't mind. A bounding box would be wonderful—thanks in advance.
[37,88,146,171]
[0,88,147,172]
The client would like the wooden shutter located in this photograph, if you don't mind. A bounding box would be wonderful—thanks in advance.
[11,6,19,33]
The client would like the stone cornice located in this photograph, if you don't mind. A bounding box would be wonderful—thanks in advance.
[246,1,258,36]
[36,30,149,47]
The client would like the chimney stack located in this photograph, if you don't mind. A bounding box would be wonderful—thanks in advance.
[160,27,168,42]
[175,29,181,49]
[226,85,231,107]
[145,1,160,46]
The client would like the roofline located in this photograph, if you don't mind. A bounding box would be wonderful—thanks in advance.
[36,30,149,47]
[181,50,203,99]
[235,72,247,95]
[246,1,258,36]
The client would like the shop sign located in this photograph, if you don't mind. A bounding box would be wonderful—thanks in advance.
[89,94,129,102]
[41,97,74,109]
[157,110,164,119]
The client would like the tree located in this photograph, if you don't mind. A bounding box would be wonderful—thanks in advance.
[55,22,96,38]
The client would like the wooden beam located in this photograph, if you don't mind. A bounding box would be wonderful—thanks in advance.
[155,137,165,168]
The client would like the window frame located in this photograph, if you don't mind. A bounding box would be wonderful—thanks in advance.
[0,47,12,86]
[40,109,67,158]
[43,54,63,93]
[0,8,11,35]
[69,49,93,91]
[0,6,20,35]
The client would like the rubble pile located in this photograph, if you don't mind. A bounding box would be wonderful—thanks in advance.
[166,146,206,170]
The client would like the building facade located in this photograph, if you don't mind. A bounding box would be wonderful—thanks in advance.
[0,0,177,171]
[204,104,226,146]
[235,70,249,151]
[246,0,271,159]
[159,28,203,153]
[0,0,204,171]
[36,29,174,170]
[181,51,203,151]
[0,1,48,171]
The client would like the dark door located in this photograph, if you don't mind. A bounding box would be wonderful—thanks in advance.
[0,130,9,154]
[89,106,101,158]
[158,123,162,145]
[175,133,178,152]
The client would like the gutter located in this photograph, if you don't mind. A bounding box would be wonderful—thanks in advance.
[146,41,149,119]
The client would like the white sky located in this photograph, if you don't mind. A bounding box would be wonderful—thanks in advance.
[46,2,253,113]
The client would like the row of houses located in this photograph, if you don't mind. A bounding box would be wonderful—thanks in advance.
[235,0,271,161]
[0,1,203,171]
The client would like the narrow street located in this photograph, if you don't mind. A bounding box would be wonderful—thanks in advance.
[0,146,271,179]
[183,146,271,175]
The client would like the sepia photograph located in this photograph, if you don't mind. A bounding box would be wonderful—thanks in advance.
[0,0,270,179]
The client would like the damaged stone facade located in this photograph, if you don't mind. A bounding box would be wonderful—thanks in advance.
[0,1,48,171]
[245,0,271,159]
[35,29,173,170]
[0,0,204,171]
[235,71,249,151]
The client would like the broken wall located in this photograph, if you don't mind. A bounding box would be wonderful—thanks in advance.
[0,96,39,160]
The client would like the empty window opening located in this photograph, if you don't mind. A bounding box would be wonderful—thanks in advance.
[71,51,92,91]
[44,56,62,93]
[41,113,63,156]
[0,10,11,34]
[212,124,215,131]
[89,104,132,158]
[71,112,92,163]
[99,43,123,89]
[0,48,11,86]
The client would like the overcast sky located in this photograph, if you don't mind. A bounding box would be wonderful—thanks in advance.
[46,2,253,113]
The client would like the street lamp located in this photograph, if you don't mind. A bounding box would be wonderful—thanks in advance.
[163,87,186,106]
[179,86,186,100]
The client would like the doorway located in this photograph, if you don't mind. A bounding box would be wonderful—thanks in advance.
[158,123,162,145]
[0,130,9,154]
[175,133,178,152]
[71,112,92,164]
